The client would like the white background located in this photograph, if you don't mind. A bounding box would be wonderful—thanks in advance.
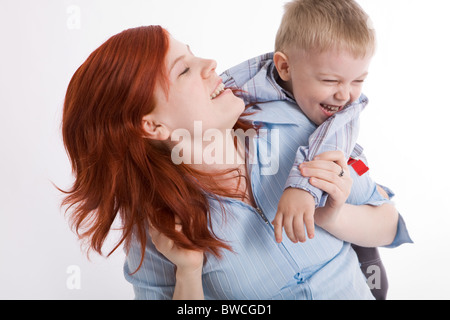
[1,0,449,299]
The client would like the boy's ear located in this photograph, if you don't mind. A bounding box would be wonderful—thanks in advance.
[142,114,171,141]
[274,51,291,82]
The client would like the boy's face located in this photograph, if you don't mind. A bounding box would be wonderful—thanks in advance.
[275,48,372,126]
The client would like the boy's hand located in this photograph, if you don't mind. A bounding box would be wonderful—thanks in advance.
[272,188,316,243]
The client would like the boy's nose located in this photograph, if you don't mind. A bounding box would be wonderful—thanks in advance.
[334,85,351,103]
[201,59,217,78]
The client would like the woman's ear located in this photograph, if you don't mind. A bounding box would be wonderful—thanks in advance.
[142,114,171,141]
[273,51,291,82]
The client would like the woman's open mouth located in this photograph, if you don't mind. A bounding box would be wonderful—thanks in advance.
[210,83,225,100]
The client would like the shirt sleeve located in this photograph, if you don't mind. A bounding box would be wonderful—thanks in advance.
[346,173,413,248]
[372,184,414,248]
[284,95,369,207]
[386,213,413,248]
[123,238,176,300]
[343,155,413,248]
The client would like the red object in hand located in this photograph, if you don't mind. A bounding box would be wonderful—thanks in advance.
[347,158,369,176]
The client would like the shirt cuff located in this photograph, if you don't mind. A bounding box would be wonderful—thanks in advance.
[383,213,414,248]
[284,165,327,208]
[365,183,395,207]
[364,184,413,247]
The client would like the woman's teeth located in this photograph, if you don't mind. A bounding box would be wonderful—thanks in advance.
[320,104,341,112]
[210,83,225,100]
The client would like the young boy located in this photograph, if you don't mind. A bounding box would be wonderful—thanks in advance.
[221,0,411,299]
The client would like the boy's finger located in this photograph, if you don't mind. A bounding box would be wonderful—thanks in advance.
[283,215,297,243]
[304,211,315,239]
[272,213,284,243]
[293,215,306,243]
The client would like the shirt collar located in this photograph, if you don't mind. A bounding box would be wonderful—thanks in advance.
[236,52,297,104]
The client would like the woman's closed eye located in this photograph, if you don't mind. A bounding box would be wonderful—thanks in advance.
[179,67,190,76]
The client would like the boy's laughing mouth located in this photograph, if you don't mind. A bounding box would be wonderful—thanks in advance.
[319,103,344,116]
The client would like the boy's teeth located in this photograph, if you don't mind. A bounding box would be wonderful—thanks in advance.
[321,104,340,112]
[211,83,225,99]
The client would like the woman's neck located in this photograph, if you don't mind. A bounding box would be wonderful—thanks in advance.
[188,130,254,205]
[182,129,247,173]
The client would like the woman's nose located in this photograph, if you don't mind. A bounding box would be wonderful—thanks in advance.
[201,59,217,78]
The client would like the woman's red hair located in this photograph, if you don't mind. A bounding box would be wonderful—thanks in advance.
[60,26,253,272]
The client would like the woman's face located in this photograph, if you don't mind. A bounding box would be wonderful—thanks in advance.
[149,36,245,138]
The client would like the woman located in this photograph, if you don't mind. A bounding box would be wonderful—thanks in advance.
[61,25,402,299]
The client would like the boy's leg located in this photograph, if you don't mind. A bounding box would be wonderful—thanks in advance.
[351,244,389,300]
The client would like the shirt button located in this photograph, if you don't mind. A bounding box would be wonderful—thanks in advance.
[294,272,305,284]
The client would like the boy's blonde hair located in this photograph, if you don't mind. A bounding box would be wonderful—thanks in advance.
[275,0,376,58]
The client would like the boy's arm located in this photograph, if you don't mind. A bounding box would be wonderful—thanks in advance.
[284,95,369,207]
[273,97,367,243]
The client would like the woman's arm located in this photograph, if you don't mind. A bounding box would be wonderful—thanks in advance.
[315,202,398,247]
[301,151,398,247]
[149,224,204,300]
[173,267,204,300]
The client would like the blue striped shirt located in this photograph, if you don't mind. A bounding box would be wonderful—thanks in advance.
[123,54,411,300]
